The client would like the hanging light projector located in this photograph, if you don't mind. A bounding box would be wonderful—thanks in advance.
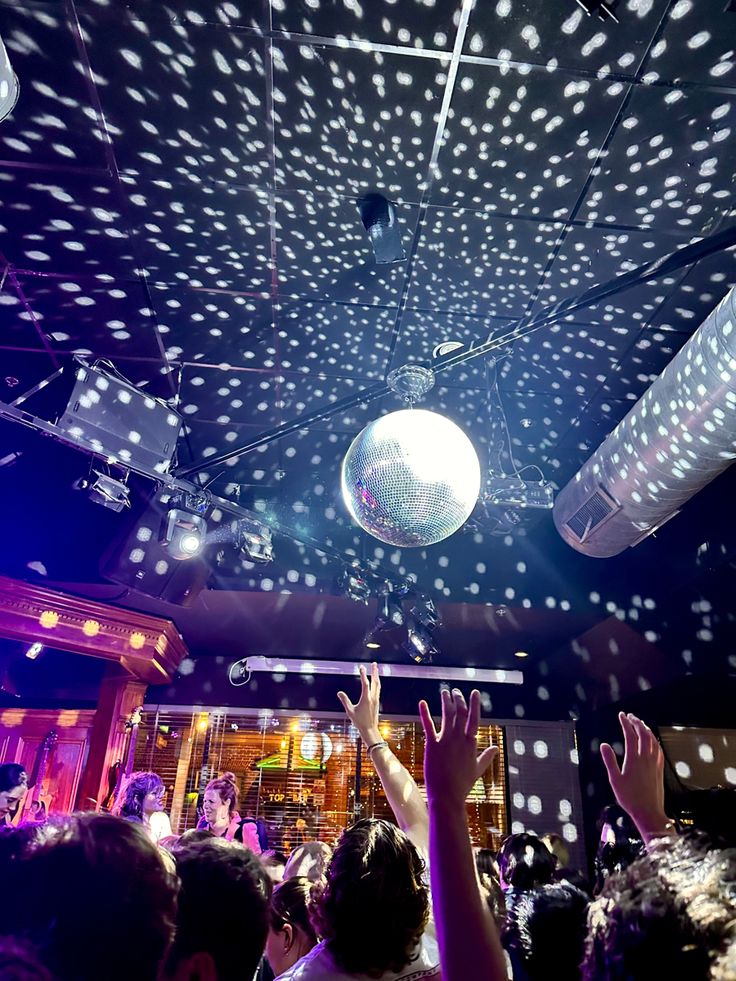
[554,285,736,557]
[341,365,481,546]
[0,34,19,123]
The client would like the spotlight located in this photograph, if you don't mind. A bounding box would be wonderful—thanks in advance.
[77,470,130,512]
[403,623,438,665]
[358,192,405,264]
[410,595,441,630]
[235,518,274,564]
[377,590,405,628]
[339,568,371,604]
[161,508,207,560]
[25,642,43,660]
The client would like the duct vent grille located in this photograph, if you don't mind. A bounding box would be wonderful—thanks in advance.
[564,487,621,542]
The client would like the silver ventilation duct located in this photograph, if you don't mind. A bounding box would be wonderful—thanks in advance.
[554,285,736,557]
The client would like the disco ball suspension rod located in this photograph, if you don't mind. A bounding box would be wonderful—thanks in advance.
[177,224,736,477]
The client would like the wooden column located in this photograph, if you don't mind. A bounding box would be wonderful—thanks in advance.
[75,667,148,809]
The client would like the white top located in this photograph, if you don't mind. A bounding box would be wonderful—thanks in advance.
[148,809,173,843]
[276,936,440,981]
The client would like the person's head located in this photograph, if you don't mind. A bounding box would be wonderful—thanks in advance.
[203,772,238,827]
[310,818,429,976]
[265,876,319,978]
[583,833,736,981]
[475,847,498,879]
[542,832,571,870]
[117,771,165,821]
[0,812,177,981]
[505,882,589,981]
[594,804,643,893]
[283,840,333,883]
[0,939,53,981]
[261,849,288,883]
[498,833,556,891]
[0,763,28,822]
[166,837,271,981]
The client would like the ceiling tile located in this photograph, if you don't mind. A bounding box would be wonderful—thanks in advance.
[15,274,162,362]
[530,223,695,328]
[433,62,626,216]
[121,176,272,290]
[0,169,138,276]
[178,363,279,426]
[0,4,108,170]
[272,42,444,198]
[580,84,736,233]
[82,11,270,185]
[278,299,395,380]
[150,287,275,367]
[408,208,563,316]
[463,0,669,76]
[272,0,460,50]
[645,0,736,85]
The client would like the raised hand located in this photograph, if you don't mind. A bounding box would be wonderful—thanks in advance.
[419,689,498,808]
[337,662,381,747]
[600,712,670,842]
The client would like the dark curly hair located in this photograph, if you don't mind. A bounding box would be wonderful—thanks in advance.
[0,813,177,981]
[0,763,28,794]
[168,837,271,981]
[583,833,736,981]
[498,833,556,891]
[114,771,164,822]
[309,819,429,978]
[270,876,318,946]
[504,882,589,981]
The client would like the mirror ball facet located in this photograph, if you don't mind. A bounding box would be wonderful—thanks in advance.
[341,408,482,547]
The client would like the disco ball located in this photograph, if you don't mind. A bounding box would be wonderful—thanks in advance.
[300,732,333,763]
[341,408,481,547]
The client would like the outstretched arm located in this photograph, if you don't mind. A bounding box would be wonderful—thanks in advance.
[338,663,428,851]
[600,711,674,845]
[419,689,506,981]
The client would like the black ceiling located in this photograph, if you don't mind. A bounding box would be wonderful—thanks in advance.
[1,0,736,707]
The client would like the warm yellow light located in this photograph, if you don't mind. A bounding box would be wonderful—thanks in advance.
[129,631,146,650]
[39,610,59,629]
[197,717,208,733]
[83,619,101,637]
[380,724,391,739]
[290,719,300,733]
[514,650,529,658]
[280,739,287,749]
[366,641,381,649]
[335,742,344,754]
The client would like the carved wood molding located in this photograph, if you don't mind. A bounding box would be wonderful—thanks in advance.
[0,577,189,683]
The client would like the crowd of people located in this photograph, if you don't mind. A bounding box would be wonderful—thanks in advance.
[0,664,734,980]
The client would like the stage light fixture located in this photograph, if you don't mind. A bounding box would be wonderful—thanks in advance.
[339,568,371,604]
[161,508,207,560]
[235,518,274,564]
[77,470,130,512]
[403,622,439,665]
[25,642,43,660]
[377,590,405,628]
[410,595,441,630]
